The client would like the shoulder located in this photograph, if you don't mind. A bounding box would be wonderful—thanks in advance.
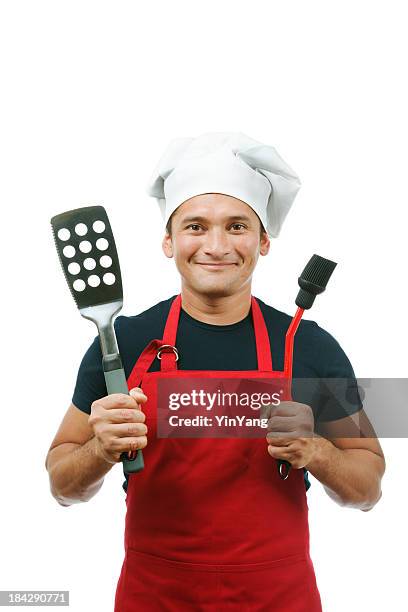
[114,295,177,342]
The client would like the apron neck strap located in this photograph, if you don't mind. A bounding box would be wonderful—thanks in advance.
[160,294,273,372]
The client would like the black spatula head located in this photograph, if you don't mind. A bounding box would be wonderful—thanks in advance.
[295,254,337,309]
[51,205,123,310]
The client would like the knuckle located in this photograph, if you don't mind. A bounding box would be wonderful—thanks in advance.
[303,420,313,432]
[130,436,147,450]
[101,423,111,434]
[90,401,103,415]
[95,424,108,438]
[139,436,148,448]
[136,410,146,423]
[127,423,148,436]
[116,395,130,409]
[119,409,133,420]
[88,410,102,427]
[304,407,314,419]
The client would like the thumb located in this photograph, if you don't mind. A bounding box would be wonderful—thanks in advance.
[129,386,147,408]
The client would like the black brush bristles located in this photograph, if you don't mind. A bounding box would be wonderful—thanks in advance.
[295,254,337,309]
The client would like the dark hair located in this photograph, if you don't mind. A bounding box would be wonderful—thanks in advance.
[165,215,266,237]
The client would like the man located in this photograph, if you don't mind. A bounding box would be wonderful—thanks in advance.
[45,132,385,611]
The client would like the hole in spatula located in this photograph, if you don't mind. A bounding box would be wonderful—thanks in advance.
[96,238,109,251]
[75,223,88,236]
[83,258,96,270]
[73,279,86,292]
[63,245,76,258]
[93,220,105,233]
[68,262,80,275]
[58,228,70,241]
[79,240,92,253]
[103,273,115,285]
[88,275,101,287]
[100,255,112,268]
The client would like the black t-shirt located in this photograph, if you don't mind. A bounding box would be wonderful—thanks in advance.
[72,295,362,492]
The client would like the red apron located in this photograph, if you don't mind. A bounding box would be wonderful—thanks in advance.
[114,295,322,611]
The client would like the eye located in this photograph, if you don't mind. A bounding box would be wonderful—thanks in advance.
[186,224,203,231]
[230,223,246,231]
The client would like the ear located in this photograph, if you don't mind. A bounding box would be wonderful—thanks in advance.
[259,232,270,257]
[162,232,174,259]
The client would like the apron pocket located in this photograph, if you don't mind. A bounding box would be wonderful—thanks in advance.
[115,549,322,612]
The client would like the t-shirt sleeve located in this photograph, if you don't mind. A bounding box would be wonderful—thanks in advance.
[71,333,107,415]
[309,324,363,423]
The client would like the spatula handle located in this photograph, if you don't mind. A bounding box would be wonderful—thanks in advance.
[103,360,144,474]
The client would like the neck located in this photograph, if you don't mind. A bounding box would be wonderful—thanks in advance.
[180,284,252,325]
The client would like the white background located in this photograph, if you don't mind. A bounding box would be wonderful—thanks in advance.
[0,1,406,610]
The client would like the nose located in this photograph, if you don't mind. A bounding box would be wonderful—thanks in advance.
[202,228,232,257]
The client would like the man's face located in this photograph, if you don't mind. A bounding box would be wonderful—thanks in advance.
[162,193,270,298]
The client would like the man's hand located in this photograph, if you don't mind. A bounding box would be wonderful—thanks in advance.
[262,400,318,470]
[88,387,148,464]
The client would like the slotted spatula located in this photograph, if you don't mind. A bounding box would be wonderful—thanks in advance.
[50,205,144,474]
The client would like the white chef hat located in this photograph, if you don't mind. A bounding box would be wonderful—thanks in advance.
[147,132,301,238]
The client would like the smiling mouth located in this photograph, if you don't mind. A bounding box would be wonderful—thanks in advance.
[196,263,237,267]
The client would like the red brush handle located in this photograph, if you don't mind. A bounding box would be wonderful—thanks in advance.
[284,307,304,380]
[277,307,305,480]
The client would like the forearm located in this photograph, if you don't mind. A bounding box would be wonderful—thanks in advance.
[47,437,115,506]
[305,437,384,511]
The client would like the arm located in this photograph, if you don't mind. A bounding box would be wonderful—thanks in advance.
[305,410,386,511]
[45,389,148,507]
[45,403,115,507]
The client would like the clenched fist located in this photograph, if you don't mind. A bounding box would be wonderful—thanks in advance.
[262,400,317,470]
[88,387,148,464]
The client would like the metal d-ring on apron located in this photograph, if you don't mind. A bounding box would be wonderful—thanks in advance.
[156,345,179,361]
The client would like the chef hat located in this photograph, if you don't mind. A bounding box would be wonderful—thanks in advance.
[147,132,301,238]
